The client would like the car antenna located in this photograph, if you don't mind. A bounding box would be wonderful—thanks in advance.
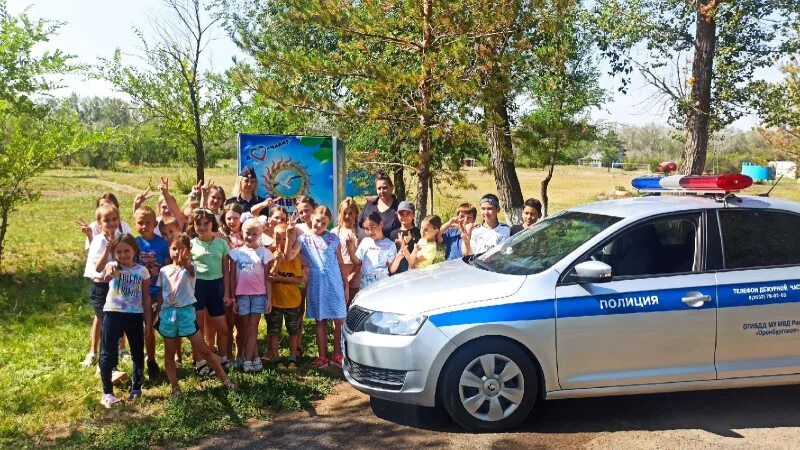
[758,174,784,197]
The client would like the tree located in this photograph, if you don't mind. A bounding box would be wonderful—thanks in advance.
[515,3,603,217]
[98,0,234,182]
[0,2,92,269]
[753,59,800,159]
[593,0,799,175]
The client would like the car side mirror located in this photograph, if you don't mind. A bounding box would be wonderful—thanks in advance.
[572,261,612,284]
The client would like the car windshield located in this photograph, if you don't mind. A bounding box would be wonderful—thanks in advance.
[474,211,622,275]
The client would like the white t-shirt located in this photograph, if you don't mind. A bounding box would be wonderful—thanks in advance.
[84,221,132,250]
[470,223,511,255]
[84,234,116,279]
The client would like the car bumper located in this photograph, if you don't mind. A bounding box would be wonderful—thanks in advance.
[343,320,456,407]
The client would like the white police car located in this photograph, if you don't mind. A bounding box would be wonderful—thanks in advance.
[343,173,800,431]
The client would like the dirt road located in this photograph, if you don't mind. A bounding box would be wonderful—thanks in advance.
[189,382,800,449]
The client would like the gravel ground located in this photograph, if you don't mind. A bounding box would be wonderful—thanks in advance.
[187,381,800,449]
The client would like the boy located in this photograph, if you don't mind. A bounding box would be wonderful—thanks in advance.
[266,223,304,371]
[510,198,542,235]
[158,217,181,243]
[462,194,510,256]
[389,201,420,275]
[133,206,171,378]
[439,203,476,261]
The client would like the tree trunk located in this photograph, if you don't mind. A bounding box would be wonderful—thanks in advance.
[391,138,406,201]
[0,204,8,271]
[679,1,717,175]
[540,151,557,217]
[414,0,434,225]
[189,85,205,182]
[485,93,524,225]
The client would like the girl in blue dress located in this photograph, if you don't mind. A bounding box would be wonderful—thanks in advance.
[290,205,348,368]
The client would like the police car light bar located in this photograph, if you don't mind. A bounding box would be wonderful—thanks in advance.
[631,173,753,193]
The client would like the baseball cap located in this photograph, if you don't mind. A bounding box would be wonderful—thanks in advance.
[397,201,415,213]
[239,166,257,179]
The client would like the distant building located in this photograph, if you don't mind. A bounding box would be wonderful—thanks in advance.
[462,157,476,168]
[768,161,797,179]
[578,151,623,168]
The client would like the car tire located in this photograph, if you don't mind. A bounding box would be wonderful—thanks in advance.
[441,337,538,432]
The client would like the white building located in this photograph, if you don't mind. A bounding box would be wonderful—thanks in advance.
[768,161,797,179]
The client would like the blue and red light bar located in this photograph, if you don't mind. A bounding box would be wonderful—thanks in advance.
[632,173,753,192]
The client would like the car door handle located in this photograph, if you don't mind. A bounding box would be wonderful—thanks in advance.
[682,291,712,307]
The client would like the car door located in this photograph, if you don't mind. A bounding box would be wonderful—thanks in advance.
[555,212,718,389]
[715,208,800,378]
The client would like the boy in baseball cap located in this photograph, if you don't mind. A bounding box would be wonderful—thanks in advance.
[389,201,421,275]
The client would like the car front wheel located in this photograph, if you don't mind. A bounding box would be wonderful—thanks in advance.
[441,337,538,432]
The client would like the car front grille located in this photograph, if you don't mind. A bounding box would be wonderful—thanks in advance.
[347,359,406,391]
[346,305,371,332]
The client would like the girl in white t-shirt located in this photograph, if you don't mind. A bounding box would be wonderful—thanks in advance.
[352,212,401,289]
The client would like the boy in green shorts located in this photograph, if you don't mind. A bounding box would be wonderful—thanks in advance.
[266,223,304,370]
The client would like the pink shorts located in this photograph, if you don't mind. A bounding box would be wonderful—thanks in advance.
[342,263,361,289]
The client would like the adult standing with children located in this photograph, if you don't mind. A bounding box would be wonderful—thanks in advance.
[359,171,401,238]
[226,166,273,216]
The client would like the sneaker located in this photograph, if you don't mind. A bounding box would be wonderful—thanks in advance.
[195,360,211,376]
[242,360,254,373]
[252,359,263,372]
[221,357,234,370]
[80,352,96,368]
[100,393,121,409]
[330,353,344,368]
[127,389,142,402]
[119,348,131,361]
[310,357,329,369]
[147,360,160,379]
[111,370,129,385]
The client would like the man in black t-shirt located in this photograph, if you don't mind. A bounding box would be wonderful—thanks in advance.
[389,201,420,275]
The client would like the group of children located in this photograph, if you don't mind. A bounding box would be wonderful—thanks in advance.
[77,172,543,409]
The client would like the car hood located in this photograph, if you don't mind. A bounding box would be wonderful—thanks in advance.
[351,259,526,316]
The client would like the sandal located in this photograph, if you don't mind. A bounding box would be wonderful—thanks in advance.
[330,353,344,368]
[194,360,211,376]
[310,357,329,369]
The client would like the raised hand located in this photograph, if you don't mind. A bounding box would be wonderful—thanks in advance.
[201,179,215,196]
[134,188,154,210]
[191,180,203,198]
[75,218,93,240]
[158,176,170,194]
[105,261,120,279]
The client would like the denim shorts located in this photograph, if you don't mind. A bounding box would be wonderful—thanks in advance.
[157,305,198,339]
[237,294,268,315]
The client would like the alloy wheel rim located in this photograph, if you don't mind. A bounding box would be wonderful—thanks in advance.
[458,353,524,422]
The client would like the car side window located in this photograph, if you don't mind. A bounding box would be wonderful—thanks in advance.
[718,209,800,270]
[582,216,698,278]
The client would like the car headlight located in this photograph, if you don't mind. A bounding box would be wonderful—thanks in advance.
[363,312,427,336]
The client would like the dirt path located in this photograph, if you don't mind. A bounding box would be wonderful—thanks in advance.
[188,382,800,449]
[79,177,142,194]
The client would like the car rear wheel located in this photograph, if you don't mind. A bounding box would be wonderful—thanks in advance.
[441,337,538,432]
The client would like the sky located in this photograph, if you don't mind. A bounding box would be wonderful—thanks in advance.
[8,0,774,130]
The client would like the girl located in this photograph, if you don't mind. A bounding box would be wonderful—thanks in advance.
[190,209,233,373]
[220,203,245,248]
[406,215,442,269]
[158,233,236,395]
[226,218,274,372]
[352,212,401,290]
[293,196,316,237]
[334,198,361,304]
[261,206,287,249]
[98,234,152,408]
[203,182,227,218]
[290,206,347,368]
[75,192,132,251]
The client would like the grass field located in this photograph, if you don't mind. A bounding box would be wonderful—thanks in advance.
[2,163,799,449]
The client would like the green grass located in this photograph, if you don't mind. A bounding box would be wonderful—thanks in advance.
[3,164,800,448]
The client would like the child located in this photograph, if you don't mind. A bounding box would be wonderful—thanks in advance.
[133,206,171,379]
[226,218,274,372]
[352,212,400,290]
[406,215,441,269]
[388,201,420,275]
[158,217,181,243]
[293,196,316,237]
[97,234,152,408]
[75,192,132,251]
[510,198,542,235]
[463,194,510,256]
[290,206,347,368]
[261,206,287,249]
[82,205,129,383]
[158,233,236,395]
[202,182,227,218]
[220,203,245,248]
[334,198,361,304]
[439,203,476,261]
[190,209,233,373]
[267,223,304,371]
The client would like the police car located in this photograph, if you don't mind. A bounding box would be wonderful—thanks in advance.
[342,173,800,432]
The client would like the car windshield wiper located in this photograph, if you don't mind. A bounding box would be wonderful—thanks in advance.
[470,257,493,272]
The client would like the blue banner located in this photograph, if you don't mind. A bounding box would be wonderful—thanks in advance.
[237,134,342,215]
